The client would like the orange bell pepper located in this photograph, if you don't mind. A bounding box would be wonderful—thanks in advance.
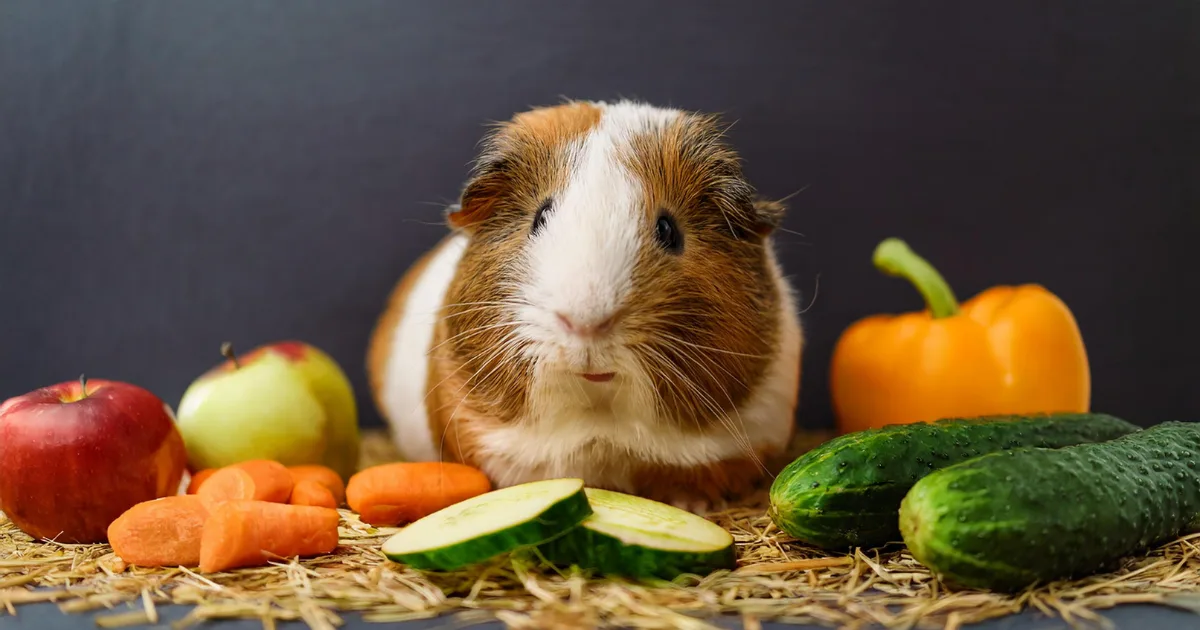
[829,238,1091,434]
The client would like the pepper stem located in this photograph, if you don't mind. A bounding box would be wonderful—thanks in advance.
[872,238,960,318]
[79,374,89,398]
[221,342,241,369]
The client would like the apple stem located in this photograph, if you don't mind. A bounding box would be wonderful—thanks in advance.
[221,342,241,369]
[79,374,89,398]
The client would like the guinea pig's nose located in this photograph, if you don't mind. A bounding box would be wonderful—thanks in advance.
[556,311,617,338]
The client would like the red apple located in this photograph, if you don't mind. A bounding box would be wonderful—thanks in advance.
[0,376,188,543]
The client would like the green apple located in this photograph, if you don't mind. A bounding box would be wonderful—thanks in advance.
[175,341,361,479]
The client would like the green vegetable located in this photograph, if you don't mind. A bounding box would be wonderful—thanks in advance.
[767,412,1140,550]
[381,478,592,571]
[900,421,1200,592]
[538,488,736,579]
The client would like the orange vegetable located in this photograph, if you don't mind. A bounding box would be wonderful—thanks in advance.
[231,460,295,502]
[345,462,492,526]
[197,468,258,509]
[830,238,1090,434]
[197,462,294,509]
[187,469,216,494]
[186,461,296,497]
[287,465,346,505]
[107,495,210,567]
[198,500,340,573]
[289,479,338,509]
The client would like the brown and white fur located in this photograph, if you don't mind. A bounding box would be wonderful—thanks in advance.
[366,99,803,513]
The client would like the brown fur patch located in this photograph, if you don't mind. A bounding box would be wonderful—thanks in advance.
[364,236,452,416]
[423,315,498,466]
[617,111,786,433]
[508,101,603,145]
[447,101,600,230]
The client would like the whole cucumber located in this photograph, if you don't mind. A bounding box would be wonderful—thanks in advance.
[900,421,1200,592]
[767,412,1140,550]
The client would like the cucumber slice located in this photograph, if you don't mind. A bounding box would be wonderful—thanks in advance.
[539,488,737,579]
[381,478,591,571]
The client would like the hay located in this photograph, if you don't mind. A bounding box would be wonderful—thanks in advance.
[0,430,1198,630]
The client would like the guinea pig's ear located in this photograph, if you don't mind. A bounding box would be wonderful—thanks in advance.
[750,197,787,237]
[446,165,506,230]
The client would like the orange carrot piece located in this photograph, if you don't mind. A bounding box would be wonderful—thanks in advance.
[196,467,258,510]
[107,495,210,567]
[230,460,295,503]
[287,465,345,505]
[289,479,337,509]
[345,462,492,526]
[198,500,340,573]
[187,469,217,494]
[195,460,295,508]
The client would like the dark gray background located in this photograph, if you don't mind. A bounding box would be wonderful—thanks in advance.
[1,0,1197,437]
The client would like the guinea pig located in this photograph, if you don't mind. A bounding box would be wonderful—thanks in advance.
[366,99,803,513]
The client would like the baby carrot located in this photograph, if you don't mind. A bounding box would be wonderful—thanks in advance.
[107,495,210,567]
[197,461,295,509]
[187,469,217,494]
[189,460,296,501]
[196,467,257,510]
[345,462,492,526]
[287,465,346,505]
[198,500,340,573]
[289,479,338,509]
[231,460,295,503]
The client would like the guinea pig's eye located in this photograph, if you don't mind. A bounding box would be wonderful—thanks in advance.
[654,212,683,254]
[531,199,552,236]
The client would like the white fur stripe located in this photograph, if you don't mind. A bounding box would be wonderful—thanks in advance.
[379,234,468,462]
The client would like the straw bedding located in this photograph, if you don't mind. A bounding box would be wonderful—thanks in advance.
[1,430,1198,630]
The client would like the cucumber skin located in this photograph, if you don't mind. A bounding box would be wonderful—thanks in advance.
[383,487,593,572]
[537,527,736,580]
[900,421,1200,592]
[767,413,1140,551]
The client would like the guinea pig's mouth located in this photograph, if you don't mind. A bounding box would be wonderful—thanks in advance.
[579,372,616,383]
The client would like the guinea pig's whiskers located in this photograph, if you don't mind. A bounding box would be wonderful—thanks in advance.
[422,321,522,407]
[436,298,528,322]
[659,335,754,396]
[436,337,513,448]
[426,320,520,355]
[797,273,820,315]
[442,297,531,309]
[647,348,764,476]
[642,345,731,440]
[438,328,529,463]
[440,299,524,309]
[467,339,534,420]
[718,208,737,241]
[611,365,633,409]
[640,341,763,470]
[669,343,766,474]
[636,348,704,434]
[438,304,520,321]
[647,328,769,360]
[672,372,756,466]
[565,367,590,403]
[455,332,527,395]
